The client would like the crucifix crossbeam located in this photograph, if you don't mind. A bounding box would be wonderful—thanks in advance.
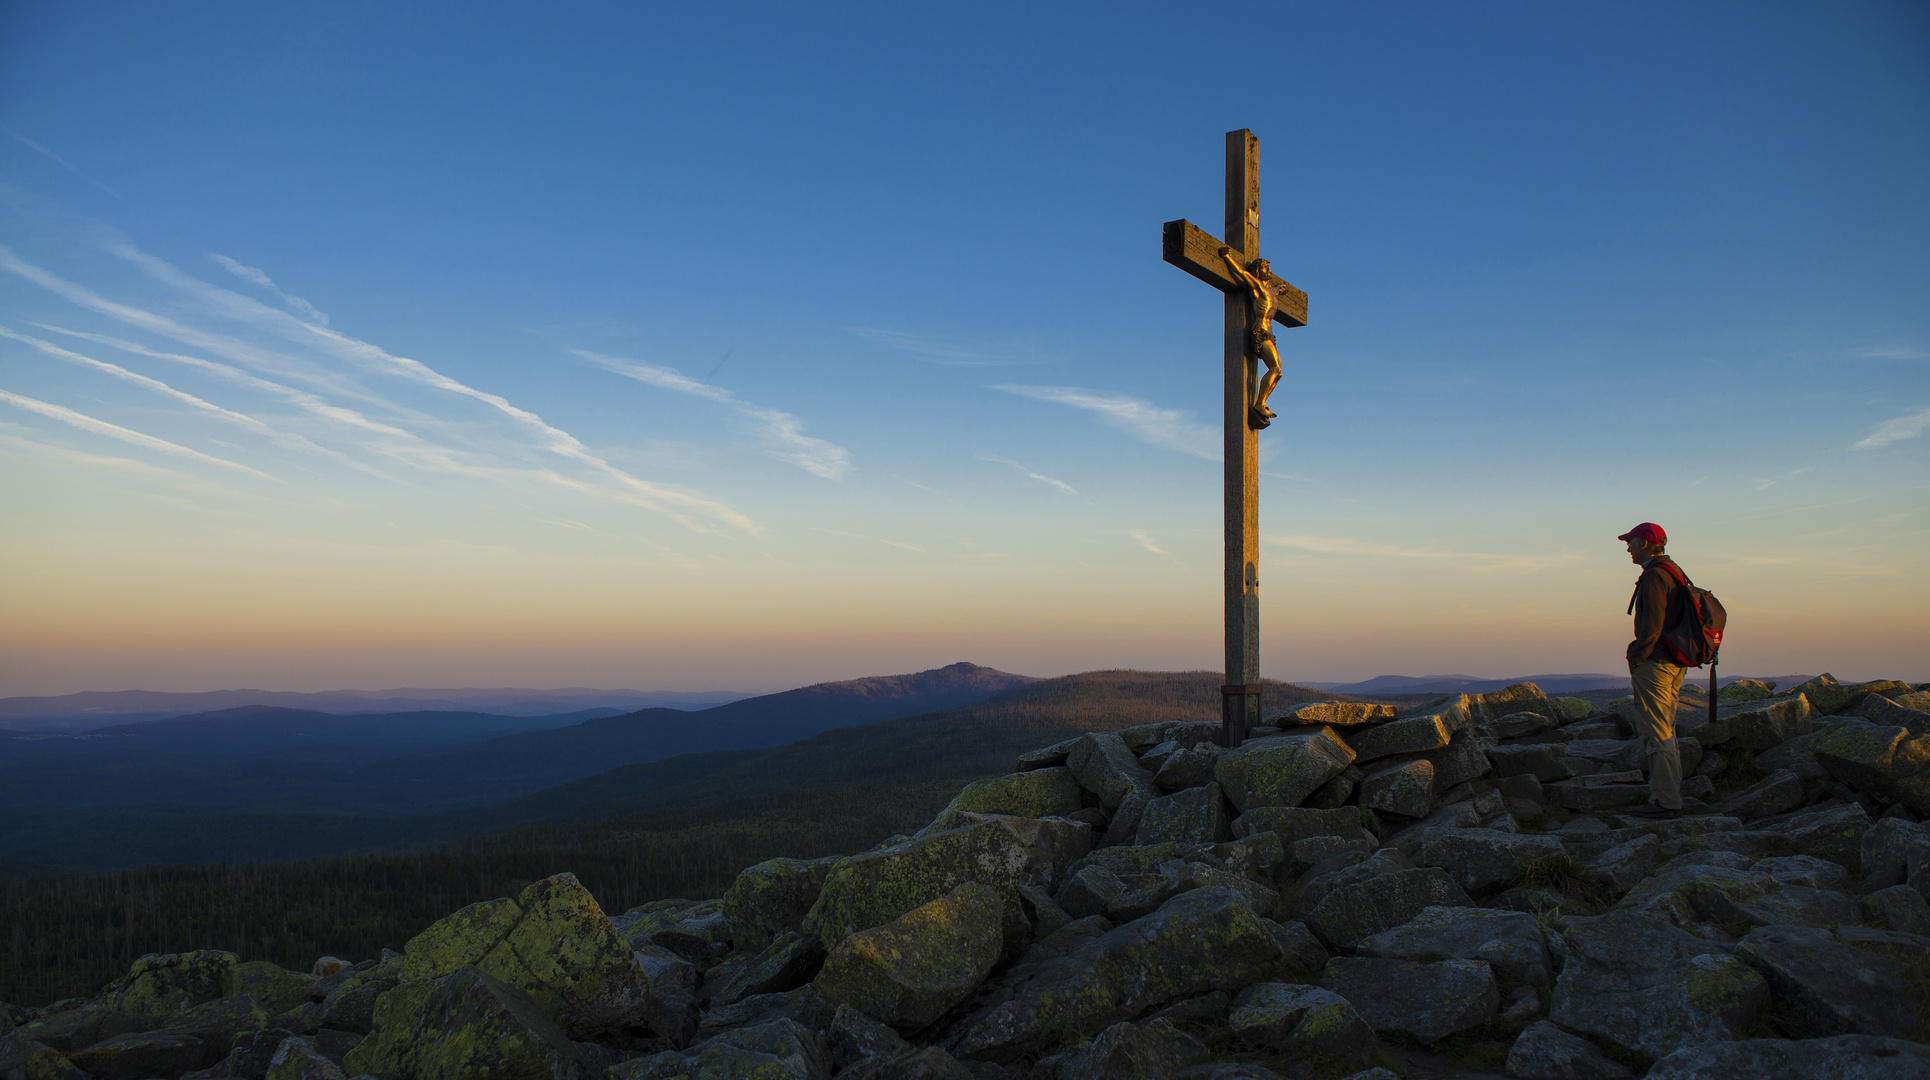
[1161,129,1308,748]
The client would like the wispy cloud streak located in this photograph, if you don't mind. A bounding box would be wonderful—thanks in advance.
[980,454,1077,495]
[4,128,125,200]
[4,242,760,534]
[1128,530,1169,555]
[209,253,329,325]
[1852,404,1930,450]
[0,389,273,478]
[994,384,1218,460]
[576,350,853,480]
[0,324,339,460]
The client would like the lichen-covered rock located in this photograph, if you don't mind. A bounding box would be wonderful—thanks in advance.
[1067,732,1155,810]
[1214,728,1357,812]
[1862,884,1930,935]
[1318,956,1498,1042]
[1645,1033,1930,1078]
[702,930,824,1009]
[1505,1021,1633,1080]
[1153,746,1220,791]
[1861,693,1930,732]
[104,949,238,1018]
[1795,675,1914,716]
[1268,701,1395,728]
[1733,924,1927,1039]
[1617,859,1859,939]
[1694,694,1813,750]
[725,857,836,953]
[345,965,595,1080]
[947,886,1288,1062]
[805,815,1085,951]
[264,1035,350,1080]
[74,1027,212,1080]
[924,767,1084,833]
[838,1045,973,1079]
[1303,867,1472,950]
[812,882,1005,1032]
[1548,910,1768,1061]
[1479,681,1554,720]
[1862,816,1930,893]
[1487,742,1577,782]
[397,872,654,1038]
[1407,829,1565,895]
[611,1016,828,1080]
[1056,1018,1210,1080]
[1345,714,1452,763]
[1228,982,1374,1073]
[1588,834,1661,895]
[1716,768,1805,821]
[227,960,317,1015]
[1358,760,1432,818]
[1355,905,1552,987]
[1135,782,1232,845]
[1814,725,1930,814]
[1230,804,1377,850]
[318,955,399,1033]
[1765,800,1873,871]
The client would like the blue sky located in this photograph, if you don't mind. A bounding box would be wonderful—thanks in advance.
[2,0,1925,695]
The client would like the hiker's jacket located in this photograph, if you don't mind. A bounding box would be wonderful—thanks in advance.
[1627,555,1684,669]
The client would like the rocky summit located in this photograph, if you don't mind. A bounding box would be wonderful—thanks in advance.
[4,673,1930,1080]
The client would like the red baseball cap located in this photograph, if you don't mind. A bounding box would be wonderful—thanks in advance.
[1617,522,1667,545]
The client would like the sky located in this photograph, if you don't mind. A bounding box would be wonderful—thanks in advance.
[1,1,1926,697]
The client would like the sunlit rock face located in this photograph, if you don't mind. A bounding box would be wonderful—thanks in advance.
[11,675,1930,1080]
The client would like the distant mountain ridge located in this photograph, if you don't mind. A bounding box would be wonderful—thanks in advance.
[0,662,1038,827]
[0,686,751,730]
[1299,672,1817,695]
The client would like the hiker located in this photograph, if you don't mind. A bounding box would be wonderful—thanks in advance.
[1620,522,1686,819]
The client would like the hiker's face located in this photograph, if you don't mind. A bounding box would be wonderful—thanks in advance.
[1626,539,1645,564]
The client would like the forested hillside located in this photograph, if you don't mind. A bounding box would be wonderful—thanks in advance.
[3,669,1342,1004]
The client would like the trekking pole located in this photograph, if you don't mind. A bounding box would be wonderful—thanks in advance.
[1709,660,1718,726]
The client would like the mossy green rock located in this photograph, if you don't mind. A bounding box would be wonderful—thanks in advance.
[1478,682,1554,720]
[320,956,401,1033]
[805,816,1086,952]
[397,872,653,1037]
[107,950,238,1017]
[1214,728,1357,812]
[1345,715,1452,764]
[724,857,835,954]
[171,994,272,1047]
[1719,679,1776,703]
[949,885,1289,1063]
[924,767,1084,833]
[1795,674,1913,715]
[344,965,592,1080]
[609,1017,826,1079]
[229,960,318,1014]
[1813,725,1930,814]
[814,882,1006,1031]
[1549,909,1768,1061]
[1230,981,1375,1072]
[1319,956,1500,1042]
[1552,696,1594,721]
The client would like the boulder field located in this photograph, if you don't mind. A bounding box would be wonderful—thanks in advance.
[4,673,1929,1079]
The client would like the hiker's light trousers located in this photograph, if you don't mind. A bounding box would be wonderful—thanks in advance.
[1630,658,1686,810]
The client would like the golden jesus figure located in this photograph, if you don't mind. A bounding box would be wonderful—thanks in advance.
[1220,246,1283,429]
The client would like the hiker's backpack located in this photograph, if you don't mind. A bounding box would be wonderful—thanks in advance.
[1647,561,1727,669]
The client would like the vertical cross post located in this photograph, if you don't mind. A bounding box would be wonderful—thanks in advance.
[1223,130,1260,748]
[1162,130,1307,749]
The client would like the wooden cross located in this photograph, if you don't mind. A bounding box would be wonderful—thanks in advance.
[1161,129,1308,747]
